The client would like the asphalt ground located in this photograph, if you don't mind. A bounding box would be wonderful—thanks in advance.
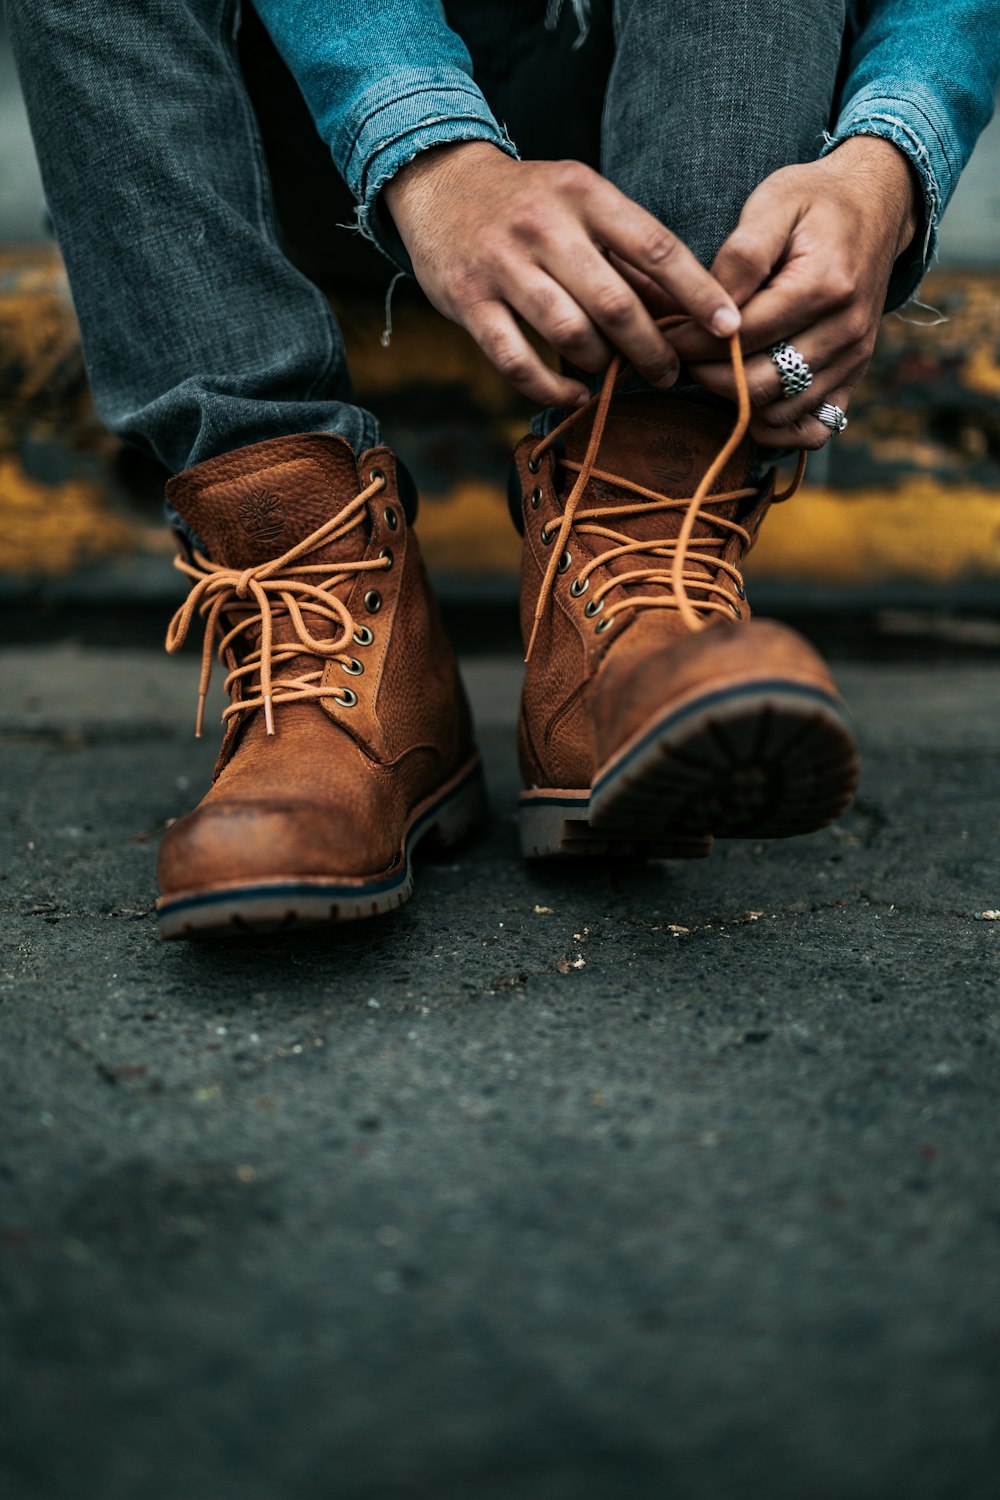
[1,640,999,1500]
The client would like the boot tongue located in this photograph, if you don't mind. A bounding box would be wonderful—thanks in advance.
[165,433,367,569]
[561,394,757,547]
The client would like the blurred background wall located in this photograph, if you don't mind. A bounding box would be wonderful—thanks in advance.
[1,13,998,624]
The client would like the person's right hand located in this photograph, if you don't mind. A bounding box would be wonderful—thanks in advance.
[382,142,741,408]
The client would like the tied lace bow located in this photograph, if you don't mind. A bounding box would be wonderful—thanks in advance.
[524,317,806,662]
[166,474,391,737]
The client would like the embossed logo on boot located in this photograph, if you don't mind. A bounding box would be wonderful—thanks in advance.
[648,435,696,490]
[237,486,285,546]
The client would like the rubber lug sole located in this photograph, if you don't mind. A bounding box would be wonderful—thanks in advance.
[589,679,859,841]
[156,756,488,939]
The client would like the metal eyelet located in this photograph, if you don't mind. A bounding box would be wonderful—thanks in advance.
[364,590,382,614]
[583,597,604,617]
[370,467,386,486]
[527,454,541,474]
[353,625,374,647]
[383,507,398,531]
[529,487,543,510]
[557,551,572,575]
[540,525,555,546]
[735,581,746,600]
[595,616,615,634]
[569,577,589,598]
[342,657,364,676]
[333,688,358,708]
[729,602,743,619]
[379,547,394,568]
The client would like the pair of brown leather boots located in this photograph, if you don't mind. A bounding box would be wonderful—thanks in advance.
[156,387,858,938]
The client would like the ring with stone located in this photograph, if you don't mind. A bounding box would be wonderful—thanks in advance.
[811,402,849,434]
[769,341,813,399]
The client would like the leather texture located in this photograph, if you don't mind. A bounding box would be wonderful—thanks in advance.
[158,433,474,897]
[515,394,837,791]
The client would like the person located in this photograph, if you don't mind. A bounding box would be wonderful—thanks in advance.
[9,1,999,938]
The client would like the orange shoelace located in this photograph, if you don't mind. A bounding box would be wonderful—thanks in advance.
[524,315,806,661]
[166,472,390,738]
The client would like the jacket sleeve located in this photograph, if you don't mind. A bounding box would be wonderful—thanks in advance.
[251,0,517,264]
[823,0,1000,306]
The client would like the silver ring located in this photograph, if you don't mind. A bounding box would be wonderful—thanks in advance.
[811,402,849,434]
[769,341,813,399]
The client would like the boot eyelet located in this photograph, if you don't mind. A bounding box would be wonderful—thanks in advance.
[527,454,541,474]
[342,657,364,676]
[584,597,604,617]
[595,616,615,634]
[364,589,382,614]
[529,487,543,509]
[569,577,589,598]
[540,525,555,546]
[379,547,394,568]
[729,602,743,619]
[370,467,386,486]
[333,688,358,708]
[735,581,746,600]
[353,625,374,647]
[557,551,572,575]
[383,507,398,531]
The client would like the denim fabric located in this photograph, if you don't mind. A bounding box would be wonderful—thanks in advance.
[9,0,998,477]
[252,0,519,257]
[254,0,999,280]
[8,0,381,476]
[823,0,1000,306]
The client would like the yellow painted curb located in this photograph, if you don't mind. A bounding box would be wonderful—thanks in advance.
[747,480,1000,585]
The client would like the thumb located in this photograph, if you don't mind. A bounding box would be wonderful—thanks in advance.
[711,186,802,305]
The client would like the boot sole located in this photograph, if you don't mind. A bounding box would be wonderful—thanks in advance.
[156,755,488,939]
[519,679,858,856]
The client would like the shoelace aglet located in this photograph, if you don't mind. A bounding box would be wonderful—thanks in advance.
[195,692,206,739]
[264,694,275,736]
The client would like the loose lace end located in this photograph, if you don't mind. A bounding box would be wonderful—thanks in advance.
[264,695,275,736]
[195,693,206,739]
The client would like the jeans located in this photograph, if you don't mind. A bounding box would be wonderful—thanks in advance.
[9,0,846,478]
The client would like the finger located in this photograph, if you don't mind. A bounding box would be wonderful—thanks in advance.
[672,260,844,363]
[505,269,614,375]
[750,383,855,451]
[542,241,681,386]
[582,177,741,338]
[605,251,680,318]
[466,302,590,408]
[687,313,858,406]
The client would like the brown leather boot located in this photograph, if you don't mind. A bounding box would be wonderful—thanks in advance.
[514,355,859,858]
[156,433,485,937]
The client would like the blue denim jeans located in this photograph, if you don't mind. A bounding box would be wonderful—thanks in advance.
[9,0,846,477]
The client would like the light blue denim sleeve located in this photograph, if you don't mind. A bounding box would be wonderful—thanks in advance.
[252,0,517,265]
[824,0,1000,305]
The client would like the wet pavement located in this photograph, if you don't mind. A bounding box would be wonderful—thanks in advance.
[1,641,999,1499]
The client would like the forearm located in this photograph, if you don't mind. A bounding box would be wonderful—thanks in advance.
[252,0,516,257]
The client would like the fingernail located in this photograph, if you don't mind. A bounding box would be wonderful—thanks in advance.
[712,307,740,337]
[656,367,679,389]
[573,391,591,409]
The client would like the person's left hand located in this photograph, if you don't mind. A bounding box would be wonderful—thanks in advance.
[666,136,920,448]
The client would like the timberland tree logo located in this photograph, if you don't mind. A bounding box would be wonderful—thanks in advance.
[237,485,285,545]
[648,436,695,489]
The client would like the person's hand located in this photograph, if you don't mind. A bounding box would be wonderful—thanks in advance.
[382,141,741,408]
[668,136,920,448]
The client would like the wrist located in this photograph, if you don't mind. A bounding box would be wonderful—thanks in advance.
[826,134,921,259]
[382,140,509,224]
